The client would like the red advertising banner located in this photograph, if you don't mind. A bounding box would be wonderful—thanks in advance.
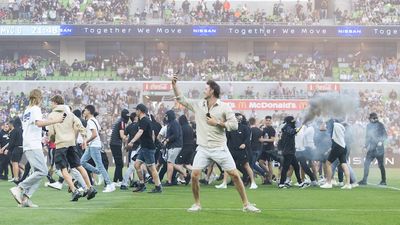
[307,83,341,92]
[222,99,309,111]
[143,83,172,91]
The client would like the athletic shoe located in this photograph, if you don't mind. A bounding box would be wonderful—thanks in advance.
[284,182,292,188]
[216,173,224,181]
[132,183,146,192]
[379,181,387,186]
[86,187,97,200]
[148,185,162,193]
[351,183,359,188]
[320,183,332,189]
[331,179,338,186]
[71,189,82,201]
[96,174,104,186]
[10,186,23,204]
[215,183,227,189]
[358,180,367,185]
[262,180,272,185]
[310,181,318,187]
[199,179,208,185]
[103,183,116,193]
[187,204,202,212]
[48,181,63,190]
[130,180,139,188]
[299,182,310,189]
[113,181,122,187]
[120,185,128,190]
[44,182,50,187]
[184,174,191,186]
[341,184,352,190]
[249,182,258,190]
[278,184,287,189]
[243,203,261,213]
[19,199,39,208]
[177,177,186,184]
[338,182,344,187]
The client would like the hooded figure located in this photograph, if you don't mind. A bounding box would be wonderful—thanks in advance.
[121,109,130,124]
[165,110,182,149]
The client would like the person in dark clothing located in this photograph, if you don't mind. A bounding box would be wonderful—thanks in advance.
[163,110,186,185]
[248,117,268,182]
[0,122,10,180]
[278,116,308,189]
[176,115,195,171]
[110,109,129,184]
[217,113,257,189]
[8,117,23,183]
[121,113,140,190]
[130,104,162,193]
[359,113,388,186]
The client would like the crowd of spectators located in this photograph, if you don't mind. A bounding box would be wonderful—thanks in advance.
[3,54,400,82]
[1,0,129,24]
[335,0,400,25]
[0,84,399,154]
[0,0,399,25]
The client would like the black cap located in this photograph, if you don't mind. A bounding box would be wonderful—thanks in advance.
[284,116,295,124]
[136,104,148,114]
[121,109,129,120]
[369,112,378,119]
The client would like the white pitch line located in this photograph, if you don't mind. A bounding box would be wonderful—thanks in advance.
[366,183,400,191]
[1,207,400,212]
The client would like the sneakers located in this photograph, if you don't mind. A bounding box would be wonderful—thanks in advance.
[351,183,359,188]
[320,183,333,189]
[358,180,367,185]
[187,204,202,212]
[113,181,122,187]
[132,183,146,192]
[379,181,387,186]
[148,185,162,193]
[103,183,116,193]
[215,182,227,189]
[71,189,82,201]
[341,184,352,190]
[278,184,287,189]
[48,181,63,190]
[19,199,39,208]
[338,182,344,187]
[249,182,258,190]
[331,179,338,186]
[120,185,128,190]
[86,187,97,200]
[310,181,318,187]
[243,203,261,213]
[299,182,310,189]
[10,186,23,204]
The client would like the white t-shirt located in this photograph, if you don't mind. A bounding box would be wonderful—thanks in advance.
[159,125,167,138]
[22,105,43,150]
[87,118,102,148]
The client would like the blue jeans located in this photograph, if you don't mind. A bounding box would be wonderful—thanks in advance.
[250,150,266,176]
[81,146,112,185]
[137,148,156,165]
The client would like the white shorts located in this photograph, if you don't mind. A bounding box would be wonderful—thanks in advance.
[192,145,236,171]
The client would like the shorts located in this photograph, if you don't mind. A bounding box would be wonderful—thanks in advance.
[137,148,156,165]
[231,150,248,165]
[259,150,281,163]
[192,145,236,171]
[11,147,23,163]
[166,147,181,163]
[176,145,194,165]
[327,142,347,164]
[54,146,81,170]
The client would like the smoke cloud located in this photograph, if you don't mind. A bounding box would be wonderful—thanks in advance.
[302,93,359,124]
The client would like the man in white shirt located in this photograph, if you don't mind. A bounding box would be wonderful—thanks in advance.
[172,76,260,213]
[81,105,115,193]
[10,89,64,207]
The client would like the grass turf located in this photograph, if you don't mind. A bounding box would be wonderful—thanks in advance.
[0,168,399,225]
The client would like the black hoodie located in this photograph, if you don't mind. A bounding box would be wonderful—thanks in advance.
[165,110,182,149]
[9,117,23,151]
[179,115,195,147]
[110,109,129,146]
